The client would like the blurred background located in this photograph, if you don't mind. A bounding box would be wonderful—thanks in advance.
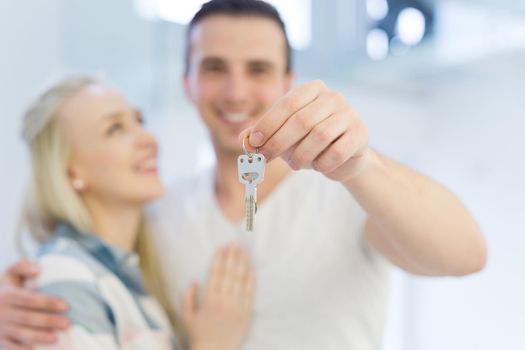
[1,0,524,349]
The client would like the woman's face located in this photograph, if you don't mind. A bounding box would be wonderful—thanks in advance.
[58,84,164,206]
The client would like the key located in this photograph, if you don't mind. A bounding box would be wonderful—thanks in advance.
[238,152,266,231]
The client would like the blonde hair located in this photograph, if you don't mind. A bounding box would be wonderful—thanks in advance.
[19,75,185,344]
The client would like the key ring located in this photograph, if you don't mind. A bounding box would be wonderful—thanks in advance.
[242,134,259,156]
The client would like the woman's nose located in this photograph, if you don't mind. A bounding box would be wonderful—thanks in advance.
[135,127,158,151]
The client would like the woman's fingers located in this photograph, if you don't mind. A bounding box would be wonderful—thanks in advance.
[221,245,238,295]
[240,268,256,309]
[182,283,198,319]
[208,246,228,295]
[185,245,255,350]
[229,247,251,299]
[205,244,255,307]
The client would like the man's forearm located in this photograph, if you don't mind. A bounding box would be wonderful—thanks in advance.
[343,149,487,276]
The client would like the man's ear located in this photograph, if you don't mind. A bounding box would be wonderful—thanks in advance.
[182,74,196,104]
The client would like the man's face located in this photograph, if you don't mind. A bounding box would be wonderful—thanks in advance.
[184,15,294,156]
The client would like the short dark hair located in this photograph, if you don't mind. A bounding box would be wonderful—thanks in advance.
[184,0,292,75]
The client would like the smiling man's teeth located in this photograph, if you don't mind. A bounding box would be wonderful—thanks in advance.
[223,113,250,122]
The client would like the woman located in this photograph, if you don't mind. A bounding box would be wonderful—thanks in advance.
[18,76,255,349]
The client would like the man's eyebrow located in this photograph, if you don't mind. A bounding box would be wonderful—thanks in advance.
[247,60,275,69]
[201,57,226,65]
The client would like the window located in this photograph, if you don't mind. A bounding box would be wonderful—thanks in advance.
[134,0,312,50]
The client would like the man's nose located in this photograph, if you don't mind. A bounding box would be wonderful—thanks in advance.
[223,71,249,103]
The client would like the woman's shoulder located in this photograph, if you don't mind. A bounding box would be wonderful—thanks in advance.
[34,236,101,286]
[30,237,117,334]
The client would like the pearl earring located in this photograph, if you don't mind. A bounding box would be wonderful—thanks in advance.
[72,179,85,191]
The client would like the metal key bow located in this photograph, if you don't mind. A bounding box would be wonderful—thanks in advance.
[238,150,266,231]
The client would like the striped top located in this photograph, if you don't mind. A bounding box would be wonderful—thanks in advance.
[29,223,176,350]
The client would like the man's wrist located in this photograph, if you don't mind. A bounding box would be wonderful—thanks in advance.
[341,148,384,190]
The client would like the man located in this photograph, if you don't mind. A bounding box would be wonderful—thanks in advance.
[0,1,486,349]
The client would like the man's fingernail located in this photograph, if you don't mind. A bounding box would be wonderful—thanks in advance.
[250,131,264,146]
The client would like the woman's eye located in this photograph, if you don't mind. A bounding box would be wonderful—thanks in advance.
[107,123,123,135]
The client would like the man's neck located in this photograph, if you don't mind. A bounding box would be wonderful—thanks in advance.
[214,150,292,223]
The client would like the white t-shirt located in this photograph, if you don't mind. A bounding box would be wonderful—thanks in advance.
[148,168,390,350]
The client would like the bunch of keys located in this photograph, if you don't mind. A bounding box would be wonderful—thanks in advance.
[237,136,266,231]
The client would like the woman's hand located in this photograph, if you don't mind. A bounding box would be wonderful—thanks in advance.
[182,244,256,350]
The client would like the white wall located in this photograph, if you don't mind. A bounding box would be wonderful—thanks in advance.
[0,0,63,265]
[404,53,525,350]
[345,51,525,350]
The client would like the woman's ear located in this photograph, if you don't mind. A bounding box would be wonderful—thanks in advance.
[68,168,86,192]
[71,178,85,191]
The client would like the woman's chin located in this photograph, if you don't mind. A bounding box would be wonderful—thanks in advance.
[141,186,166,203]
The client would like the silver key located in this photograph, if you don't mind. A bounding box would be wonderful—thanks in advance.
[238,152,266,231]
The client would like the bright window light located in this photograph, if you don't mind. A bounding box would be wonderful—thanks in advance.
[134,0,206,23]
[390,36,410,56]
[396,7,426,46]
[266,0,311,50]
[156,1,205,24]
[134,0,312,50]
[366,0,389,21]
[367,28,389,60]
